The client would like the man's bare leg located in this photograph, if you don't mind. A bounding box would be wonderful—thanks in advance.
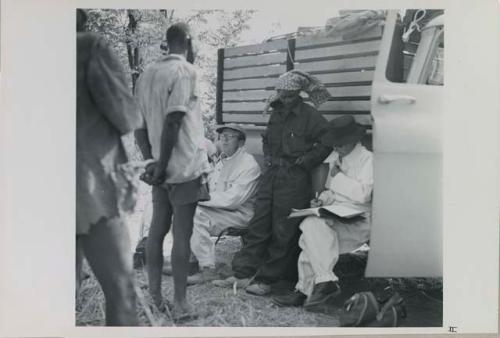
[171,202,197,316]
[81,217,137,326]
[146,192,173,311]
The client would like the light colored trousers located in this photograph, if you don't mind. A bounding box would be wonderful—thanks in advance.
[295,214,371,296]
[190,205,252,268]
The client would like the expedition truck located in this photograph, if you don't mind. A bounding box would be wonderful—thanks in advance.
[214,10,444,277]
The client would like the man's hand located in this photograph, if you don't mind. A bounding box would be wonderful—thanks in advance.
[330,163,341,177]
[310,198,323,208]
[264,156,272,168]
[150,164,167,186]
[318,190,335,206]
[295,156,305,166]
[140,162,165,186]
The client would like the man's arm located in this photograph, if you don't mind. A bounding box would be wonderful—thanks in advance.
[134,128,153,161]
[329,154,373,204]
[150,111,185,185]
[150,67,193,185]
[298,112,331,171]
[198,161,261,210]
[261,129,272,167]
[87,36,142,135]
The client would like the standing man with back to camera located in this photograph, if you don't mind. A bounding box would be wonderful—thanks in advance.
[134,22,210,321]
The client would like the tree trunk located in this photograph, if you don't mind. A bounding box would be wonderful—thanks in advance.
[126,10,141,92]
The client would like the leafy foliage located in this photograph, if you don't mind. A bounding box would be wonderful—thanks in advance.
[84,9,256,137]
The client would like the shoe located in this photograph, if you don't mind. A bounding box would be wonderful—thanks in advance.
[162,261,199,276]
[187,267,218,285]
[304,281,341,309]
[212,276,250,288]
[245,282,271,296]
[272,290,307,307]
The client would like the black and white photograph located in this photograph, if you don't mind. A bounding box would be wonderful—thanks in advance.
[75,7,444,327]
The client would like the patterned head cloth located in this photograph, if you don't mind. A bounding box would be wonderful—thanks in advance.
[264,70,331,112]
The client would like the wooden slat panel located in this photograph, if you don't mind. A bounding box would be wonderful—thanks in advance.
[223,100,370,112]
[223,101,266,112]
[216,48,224,124]
[223,113,270,124]
[295,40,381,61]
[223,113,372,125]
[224,52,286,69]
[224,39,288,57]
[327,85,372,97]
[223,86,372,102]
[224,64,286,80]
[224,77,278,91]
[223,89,275,101]
[315,70,375,85]
[318,100,370,112]
[294,55,377,73]
[296,26,383,48]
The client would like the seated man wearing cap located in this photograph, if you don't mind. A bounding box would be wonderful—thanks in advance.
[187,124,261,284]
[272,115,373,309]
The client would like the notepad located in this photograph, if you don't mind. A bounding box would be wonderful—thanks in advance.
[288,203,365,219]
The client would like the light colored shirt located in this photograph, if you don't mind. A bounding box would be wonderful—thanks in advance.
[198,147,261,217]
[321,143,373,212]
[136,54,210,184]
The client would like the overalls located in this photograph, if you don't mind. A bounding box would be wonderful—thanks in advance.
[232,99,330,284]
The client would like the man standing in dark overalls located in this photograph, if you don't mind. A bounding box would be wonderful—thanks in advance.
[214,70,332,295]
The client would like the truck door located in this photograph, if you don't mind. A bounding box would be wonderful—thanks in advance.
[366,11,444,277]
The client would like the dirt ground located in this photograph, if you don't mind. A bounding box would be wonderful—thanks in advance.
[76,236,442,327]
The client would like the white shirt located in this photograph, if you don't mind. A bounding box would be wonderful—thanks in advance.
[199,147,261,216]
[136,54,210,183]
[322,143,373,212]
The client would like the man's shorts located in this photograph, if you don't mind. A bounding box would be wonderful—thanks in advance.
[153,176,207,207]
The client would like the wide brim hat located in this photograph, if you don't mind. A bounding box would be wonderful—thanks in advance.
[321,115,367,147]
[215,123,246,141]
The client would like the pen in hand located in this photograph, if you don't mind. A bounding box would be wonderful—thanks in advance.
[312,191,322,207]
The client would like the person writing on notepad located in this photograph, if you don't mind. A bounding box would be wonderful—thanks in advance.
[272,115,373,310]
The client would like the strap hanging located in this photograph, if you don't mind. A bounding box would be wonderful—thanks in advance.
[402,9,427,43]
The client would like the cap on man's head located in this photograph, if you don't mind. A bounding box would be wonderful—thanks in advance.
[215,123,246,141]
[166,22,191,45]
[321,115,367,147]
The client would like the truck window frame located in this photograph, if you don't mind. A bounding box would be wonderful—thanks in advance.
[406,26,444,85]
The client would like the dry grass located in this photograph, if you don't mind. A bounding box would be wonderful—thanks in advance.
[76,237,340,327]
[76,236,442,327]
